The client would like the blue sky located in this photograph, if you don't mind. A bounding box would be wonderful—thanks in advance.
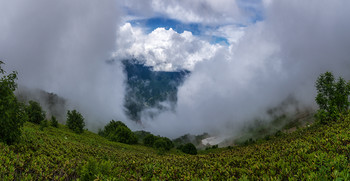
[125,0,264,46]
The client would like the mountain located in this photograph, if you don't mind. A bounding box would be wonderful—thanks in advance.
[122,59,190,122]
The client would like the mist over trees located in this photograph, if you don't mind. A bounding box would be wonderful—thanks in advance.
[122,59,189,122]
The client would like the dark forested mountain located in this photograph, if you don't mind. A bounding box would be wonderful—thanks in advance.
[122,59,189,122]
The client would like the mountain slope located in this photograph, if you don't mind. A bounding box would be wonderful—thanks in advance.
[1,115,350,180]
[123,59,189,122]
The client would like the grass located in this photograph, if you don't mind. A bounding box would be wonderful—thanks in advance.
[1,114,350,180]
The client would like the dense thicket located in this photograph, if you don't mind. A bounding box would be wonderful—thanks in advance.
[50,115,58,128]
[26,100,46,124]
[0,61,27,144]
[98,120,137,144]
[178,143,197,155]
[315,72,350,123]
[66,110,85,134]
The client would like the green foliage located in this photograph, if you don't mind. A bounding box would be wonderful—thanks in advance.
[154,137,174,151]
[0,61,26,144]
[143,134,157,147]
[39,119,49,131]
[80,158,98,181]
[205,144,218,150]
[50,115,58,128]
[1,114,350,180]
[315,72,350,124]
[66,110,85,134]
[26,100,46,124]
[99,120,137,144]
[181,143,197,155]
[133,130,152,143]
[143,133,174,154]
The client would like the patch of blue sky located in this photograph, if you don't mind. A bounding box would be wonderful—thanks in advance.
[211,36,230,45]
[129,17,203,35]
[129,17,230,46]
[236,0,265,23]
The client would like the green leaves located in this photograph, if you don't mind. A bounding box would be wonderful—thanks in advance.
[99,120,137,144]
[26,100,46,124]
[0,61,26,144]
[315,72,350,123]
[1,116,350,180]
[66,110,85,134]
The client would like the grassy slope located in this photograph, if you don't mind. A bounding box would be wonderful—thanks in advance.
[1,116,350,180]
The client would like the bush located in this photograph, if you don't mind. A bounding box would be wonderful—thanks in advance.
[51,115,58,128]
[143,134,156,147]
[154,137,174,151]
[99,120,137,144]
[40,119,49,131]
[181,143,197,155]
[0,61,27,144]
[66,110,85,134]
[26,100,46,124]
[80,158,98,181]
[315,72,350,124]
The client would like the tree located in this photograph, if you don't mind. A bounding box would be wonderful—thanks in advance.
[98,120,137,144]
[181,143,197,155]
[143,134,156,147]
[26,100,46,124]
[153,137,174,151]
[0,61,27,144]
[66,110,85,134]
[51,115,59,128]
[315,72,350,124]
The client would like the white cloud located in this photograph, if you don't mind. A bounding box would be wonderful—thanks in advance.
[114,23,224,71]
[122,0,243,25]
[141,0,350,138]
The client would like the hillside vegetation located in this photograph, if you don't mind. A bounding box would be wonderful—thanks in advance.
[1,62,350,180]
[1,114,350,180]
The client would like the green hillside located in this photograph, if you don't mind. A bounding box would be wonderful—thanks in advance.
[1,115,350,180]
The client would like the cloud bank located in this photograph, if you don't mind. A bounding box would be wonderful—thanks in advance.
[0,0,127,129]
[141,0,350,138]
[1,0,350,139]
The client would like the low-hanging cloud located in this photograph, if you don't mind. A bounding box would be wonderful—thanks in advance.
[142,0,350,138]
[0,0,128,130]
[1,0,350,139]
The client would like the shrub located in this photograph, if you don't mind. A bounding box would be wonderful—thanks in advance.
[40,119,49,131]
[51,115,58,128]
[181,143,197,155]
[315,72,350,124]
[0,61,27,144]
[154,137,174,151]
[26,100,46,124]
[99,120,137,144]
[66,110,85,134]
[143,134,156,147]
[80,158,97,181]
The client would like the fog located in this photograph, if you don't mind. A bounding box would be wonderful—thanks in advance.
[142,0,350,138]
[1,0,350,138]
[0,0,129,130]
